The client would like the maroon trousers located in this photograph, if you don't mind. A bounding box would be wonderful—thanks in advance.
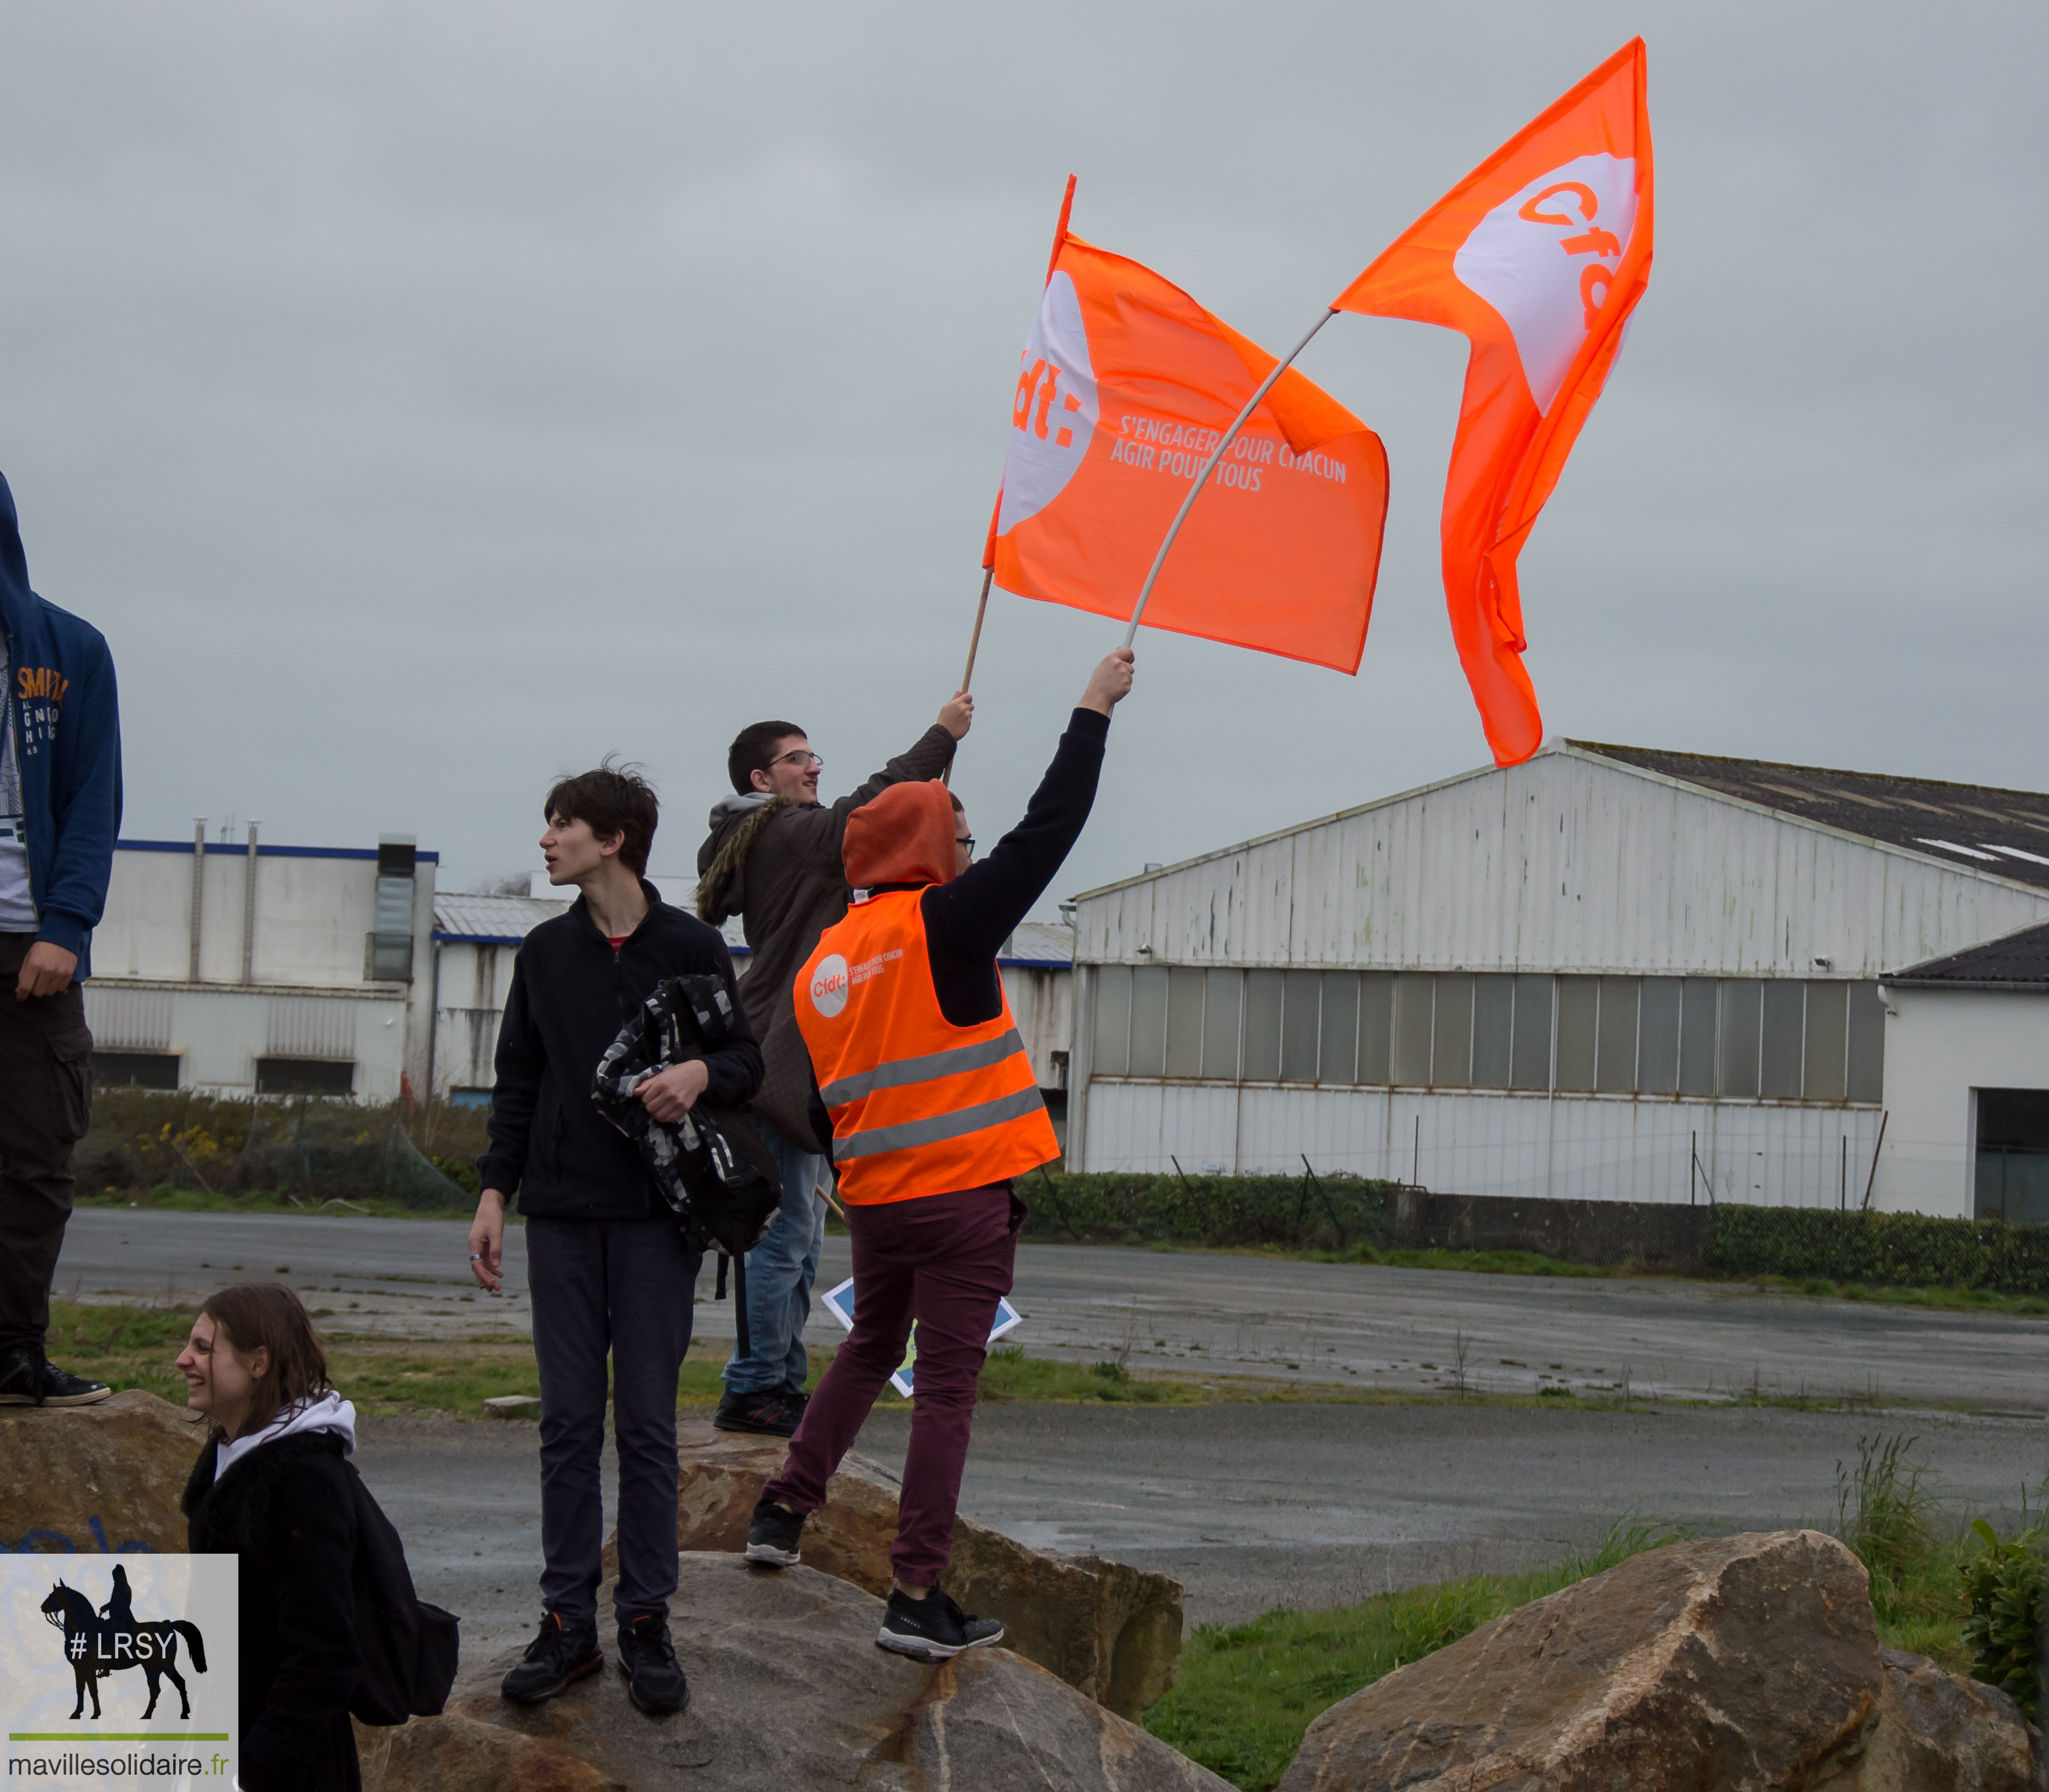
[763,1181,1022,1587]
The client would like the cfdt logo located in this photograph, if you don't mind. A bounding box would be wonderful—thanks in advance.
[1453,152,1639,414]
[810,953,849,1019]
[996,270,1099,535]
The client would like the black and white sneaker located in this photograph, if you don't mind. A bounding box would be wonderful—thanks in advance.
[0,1347,112,1407]
[744,1496,804,1568]
[875,1587,1004,1663]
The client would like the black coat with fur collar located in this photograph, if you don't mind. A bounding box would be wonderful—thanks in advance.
[183,1431,362,1792]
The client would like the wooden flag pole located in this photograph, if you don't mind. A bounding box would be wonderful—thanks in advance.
[942,565,994,789]
[1122,306,1338,648]
[959,564,994,692]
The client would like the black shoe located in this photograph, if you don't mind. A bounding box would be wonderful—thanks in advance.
[500,1611,602,1703]
[616,1613,689,1716]
[713,1388,800,1438]
[875,1587,1004,1663]
[744,1496,804,1568]
[0,1347,112,1407]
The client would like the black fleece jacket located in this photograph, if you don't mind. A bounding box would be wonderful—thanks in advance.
[184,1432,362,1792]
[479,882,763,1218]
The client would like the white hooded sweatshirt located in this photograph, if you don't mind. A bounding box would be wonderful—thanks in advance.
[214,1389,358,1480]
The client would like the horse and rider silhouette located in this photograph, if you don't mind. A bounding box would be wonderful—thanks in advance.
[39,1565,209,1721]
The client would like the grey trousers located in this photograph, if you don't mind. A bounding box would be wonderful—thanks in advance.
[0,933,93,1354]
[526,1214,700,1630]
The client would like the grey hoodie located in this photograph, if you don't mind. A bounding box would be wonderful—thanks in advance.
[694,725,956,1039]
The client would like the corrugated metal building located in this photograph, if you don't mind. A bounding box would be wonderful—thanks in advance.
[88,825,437,1100]
[1066,741,2049,1217]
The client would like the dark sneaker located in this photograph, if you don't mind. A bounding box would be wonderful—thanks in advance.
[744,1496,804,1569]
[713,1388,799,1438]
[617,1613,689,1716]
[0,1347,112,1407]
[500,1611,602,1703]
[875,1587,1004,1663]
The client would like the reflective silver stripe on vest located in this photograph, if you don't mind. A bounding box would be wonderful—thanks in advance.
[818,1028,1027,1109]
[832,1084,1046,1163]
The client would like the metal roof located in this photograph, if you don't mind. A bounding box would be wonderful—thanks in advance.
[1886,918,2049,989]
[1001,922,1073,967]
[1572,742,2049,893]
[432,892,569,942]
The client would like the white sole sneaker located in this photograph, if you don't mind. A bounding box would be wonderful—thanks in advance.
[874,1620,1004,1663]
[744,1541,800,1568]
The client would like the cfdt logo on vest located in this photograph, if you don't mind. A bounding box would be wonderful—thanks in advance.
[810,954,849,1019]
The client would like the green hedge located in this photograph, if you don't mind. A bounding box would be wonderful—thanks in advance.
[1017,1170,1399,1252]
[1709,1206,2049,1293]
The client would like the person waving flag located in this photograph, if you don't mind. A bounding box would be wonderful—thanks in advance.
[1335,40,1653,765]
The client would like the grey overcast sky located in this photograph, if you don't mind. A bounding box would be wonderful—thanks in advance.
[2,3,2042,908]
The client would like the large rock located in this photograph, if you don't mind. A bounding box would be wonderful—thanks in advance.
[1278,1530,2044,1792]
[1280,1530,1884,1790]
[360,1551,1227,1792]
[1855,1646,2039,1792]
[0,1390,200,1553]
[602,1424,1183,1716]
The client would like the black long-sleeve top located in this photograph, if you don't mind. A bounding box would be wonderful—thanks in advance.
[922,706,1109,1023]
[480,882,763,1219]
[184,1433,363,1792]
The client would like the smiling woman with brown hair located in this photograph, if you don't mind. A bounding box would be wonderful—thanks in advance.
[178,1283,364,1792]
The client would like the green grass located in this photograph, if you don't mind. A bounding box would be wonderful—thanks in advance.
[1144,1520,1692,1789]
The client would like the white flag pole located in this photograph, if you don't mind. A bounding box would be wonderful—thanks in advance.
[1121,307,1338,648]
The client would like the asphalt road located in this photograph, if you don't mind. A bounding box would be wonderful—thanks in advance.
[57,1207,2049,1412]
[357,1403,2048,1655]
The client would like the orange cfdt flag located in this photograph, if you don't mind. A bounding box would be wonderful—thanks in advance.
[991,226,1388,675]
[1335,39,1653,765]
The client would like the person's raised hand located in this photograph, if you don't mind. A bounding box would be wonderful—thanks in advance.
[938,691,975,740]
[468,1190,507,1293]
[638,1059,710,1123]
[1080,647,1135,716]
[15,942,77,1000]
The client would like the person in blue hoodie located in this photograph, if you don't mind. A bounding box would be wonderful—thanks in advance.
[0,470,122,1408]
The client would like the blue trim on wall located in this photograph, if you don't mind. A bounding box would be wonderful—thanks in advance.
[119,839,441,863]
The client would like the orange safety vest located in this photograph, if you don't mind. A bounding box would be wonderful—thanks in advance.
[794,889,1058,1205]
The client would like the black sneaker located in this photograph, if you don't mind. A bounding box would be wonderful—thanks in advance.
[875,1587,1004,1663]
[500,1611,602,1703]
[713,1388,799,1438]
[616,1613,689,1716]
[0,1347,112,1407]
[744,1496,804,1568]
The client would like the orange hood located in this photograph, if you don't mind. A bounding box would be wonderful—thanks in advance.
[843,781,957,890]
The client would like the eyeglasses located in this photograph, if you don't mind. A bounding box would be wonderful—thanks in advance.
[956,835,976,858]
[769,748,823,770]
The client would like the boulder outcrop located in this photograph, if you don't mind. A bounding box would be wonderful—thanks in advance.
[1276,1529,2042,1792]
[603,1424,1183,1716]
[1856,1646,2039,1792]
[360,1551,1228,1792]
[0,1389,199,1554]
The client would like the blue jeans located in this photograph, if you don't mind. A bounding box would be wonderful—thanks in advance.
[722,1122,826,1396]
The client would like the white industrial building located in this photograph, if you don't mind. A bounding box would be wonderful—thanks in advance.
[87,825,437,1101]
[86,838,1076,1119]
[1064,741,2049,1219]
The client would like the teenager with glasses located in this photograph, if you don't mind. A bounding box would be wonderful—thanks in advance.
[694,695,972,1437]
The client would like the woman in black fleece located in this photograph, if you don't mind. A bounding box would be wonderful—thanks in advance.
[179,1284,362,1792]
